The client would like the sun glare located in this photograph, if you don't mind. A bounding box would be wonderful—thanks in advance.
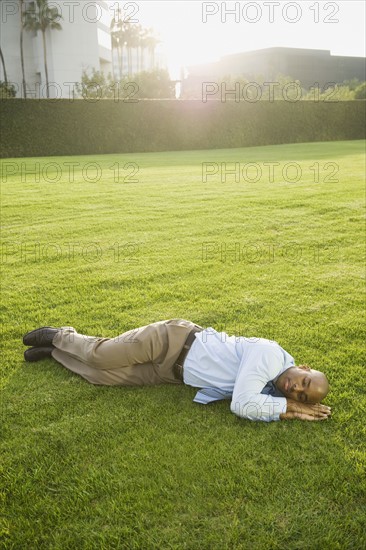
[135,0,366,79]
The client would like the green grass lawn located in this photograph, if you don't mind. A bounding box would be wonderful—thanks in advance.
[1,140,365,549]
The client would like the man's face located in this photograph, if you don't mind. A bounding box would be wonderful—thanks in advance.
[275,366,329,404]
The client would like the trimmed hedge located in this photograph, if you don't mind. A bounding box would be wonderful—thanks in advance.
[0,99,365,158]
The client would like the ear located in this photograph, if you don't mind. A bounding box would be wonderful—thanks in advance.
[297,364,311,371]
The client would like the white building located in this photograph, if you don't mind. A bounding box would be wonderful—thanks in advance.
[0,0,114,98]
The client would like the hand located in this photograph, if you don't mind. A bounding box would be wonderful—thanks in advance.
[283,399,332,420]
[280,410,330,421]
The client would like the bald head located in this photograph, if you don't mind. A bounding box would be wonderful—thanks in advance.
[306,368,329,402]
[275,364,329,403]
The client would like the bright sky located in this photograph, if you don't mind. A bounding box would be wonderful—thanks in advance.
[119,0,366,78]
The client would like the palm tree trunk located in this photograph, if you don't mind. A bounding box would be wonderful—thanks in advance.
[42,29,49,98]
[20,0,27,99]
[113,50,118,82]
[141,46,145,72]
[111,41,115,81]
[0,46,8,85]
[128,47,131,77]
[119,42,123,79]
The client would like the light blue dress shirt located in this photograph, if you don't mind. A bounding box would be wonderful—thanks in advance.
[183,327,295,422]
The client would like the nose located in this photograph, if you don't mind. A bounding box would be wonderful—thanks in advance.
[291,383,301,393]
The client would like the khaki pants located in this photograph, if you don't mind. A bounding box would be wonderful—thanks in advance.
[51,319,202,386]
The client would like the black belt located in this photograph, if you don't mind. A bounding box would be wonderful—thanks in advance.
[173,327,202,381]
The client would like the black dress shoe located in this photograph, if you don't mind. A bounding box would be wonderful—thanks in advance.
[24,346,55,362]
[23,326,59,347]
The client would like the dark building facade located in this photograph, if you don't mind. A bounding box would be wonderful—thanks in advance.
[184,47,366,95]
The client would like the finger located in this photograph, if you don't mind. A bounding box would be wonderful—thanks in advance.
[313,411,330,418]
[305,415,321,421]
[304,408,324,417]
[308,414,329,421]
[312,406,331,415]
[313,404,331,412]
[310,403,331,410]
[297,413,320,421]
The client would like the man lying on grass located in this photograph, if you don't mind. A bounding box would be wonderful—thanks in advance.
[23,319,331,422]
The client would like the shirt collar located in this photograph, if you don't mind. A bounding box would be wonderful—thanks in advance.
[268,345,295,396]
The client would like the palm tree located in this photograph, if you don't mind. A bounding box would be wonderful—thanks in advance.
[138,27,146,73]
[111,16,131,79]
[20,0,27,98]
[128,25,140,76]
[110,17,120,80]
[145,29,160,71]
[23,0,62,99]
[139,27,151,73]
[0,46,8,86]
[123,25,134,77]
[118,23,127,79]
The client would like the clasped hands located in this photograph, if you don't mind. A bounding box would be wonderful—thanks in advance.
[281,399,332,421]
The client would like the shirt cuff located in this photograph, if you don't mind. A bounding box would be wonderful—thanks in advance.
[271,397,287,421]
